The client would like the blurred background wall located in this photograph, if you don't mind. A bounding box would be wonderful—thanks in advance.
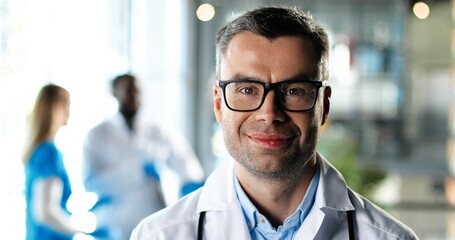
[0,0,453,239]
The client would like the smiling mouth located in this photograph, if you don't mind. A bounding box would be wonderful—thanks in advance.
[247,133,294,149]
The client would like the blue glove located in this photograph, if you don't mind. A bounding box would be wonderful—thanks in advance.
[180,180,205,197]
[143,161,160,182]
[89,226,120,239]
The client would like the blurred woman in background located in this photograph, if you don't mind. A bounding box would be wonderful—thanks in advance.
[22,84,88,240]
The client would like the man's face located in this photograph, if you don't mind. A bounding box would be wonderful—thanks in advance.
[114,77,141,117]
[213,31,331,179]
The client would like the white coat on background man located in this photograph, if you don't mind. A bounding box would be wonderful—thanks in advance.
[131,154,417,240]
[82,74,204,240]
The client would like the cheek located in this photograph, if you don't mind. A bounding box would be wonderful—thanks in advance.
[220,110,248,137]
[220,113,236,151]
[220,112,249,159]
[65,110,70,120]
[221,110,238,131]
[292,113,318,138]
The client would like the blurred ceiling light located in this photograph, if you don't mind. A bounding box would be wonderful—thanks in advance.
[413,2,430,19]
[196,3,215,22]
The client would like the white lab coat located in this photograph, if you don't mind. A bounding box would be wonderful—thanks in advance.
[83,113,204,240]
[130,153,419,240]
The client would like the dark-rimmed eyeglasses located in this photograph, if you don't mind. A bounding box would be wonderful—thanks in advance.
[217,79,327,112]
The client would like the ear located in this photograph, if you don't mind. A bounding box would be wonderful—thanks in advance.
[213,85,223,123]
[321,86,331,126]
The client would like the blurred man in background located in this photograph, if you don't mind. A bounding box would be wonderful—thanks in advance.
[82,74,204,240]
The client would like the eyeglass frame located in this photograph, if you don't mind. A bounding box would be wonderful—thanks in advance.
[217,79,328,112]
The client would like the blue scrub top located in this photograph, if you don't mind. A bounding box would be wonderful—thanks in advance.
[24,141,72,240]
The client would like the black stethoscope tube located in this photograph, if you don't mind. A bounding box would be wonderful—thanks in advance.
[197,210,355,240]
[197,211,206,240]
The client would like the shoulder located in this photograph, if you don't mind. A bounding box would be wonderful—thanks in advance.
[88,119,113,133]
[84,118,117,141]
[27,142,63,177]
[348,190,419,240]
[31,142,60,160]
[132,189,202,239]
[138,121,167,137]
[36,141,57,150]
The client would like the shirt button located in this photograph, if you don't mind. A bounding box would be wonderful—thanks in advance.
[247,221,252,228]
[258,216,265,223]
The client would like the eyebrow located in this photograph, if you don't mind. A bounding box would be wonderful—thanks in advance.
[225,73,315,82]
[225,74,260,82]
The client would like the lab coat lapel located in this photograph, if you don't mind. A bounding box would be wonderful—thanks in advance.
[295,202,326,239]
[197,159,252,240]
[204,201,252,240]
[311,209,352,239]
[295,153,355,239]
[297,208,352,239]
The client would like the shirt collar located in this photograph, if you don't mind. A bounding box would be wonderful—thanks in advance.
[234,164,320,232]
[233,171,257,230]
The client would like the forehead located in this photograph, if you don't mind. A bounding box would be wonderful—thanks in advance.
[117,77,134,85]
[115,77,140,91]
[220,31,319,81]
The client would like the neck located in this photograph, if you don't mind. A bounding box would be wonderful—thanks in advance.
[235,160,317,228]
[49,123,60,139]
[120,111,136,131]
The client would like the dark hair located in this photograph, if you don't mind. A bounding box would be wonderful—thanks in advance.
[112,73,135,90]
[215,6,329,80]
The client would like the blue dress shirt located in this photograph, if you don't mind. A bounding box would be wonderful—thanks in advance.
[234,166,320,240]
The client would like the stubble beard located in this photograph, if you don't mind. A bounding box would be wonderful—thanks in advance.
[227,124,320,181]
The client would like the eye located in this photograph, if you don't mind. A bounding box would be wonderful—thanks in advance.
[234,82,262,96]
[239,86,256,95]
[281,82,314,97]
[284,87,306,97]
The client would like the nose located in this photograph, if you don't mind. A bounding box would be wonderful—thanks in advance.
[254,91,285,123]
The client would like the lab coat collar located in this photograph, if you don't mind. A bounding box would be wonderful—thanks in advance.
[196,153,354,213]
[112,112,130,128]
[316,152,355,211]
[196,159,237,213]
[197,159,251,239]
[196,153,355,239]
[111,112,144,133]
[296,153,355,239]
